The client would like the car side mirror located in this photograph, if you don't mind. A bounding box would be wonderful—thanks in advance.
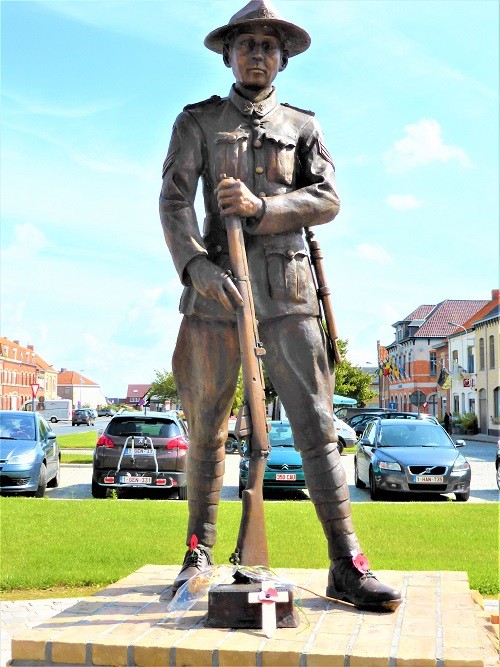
[455,439,465,447]
[47,433,56,440]
[358,438,370,446]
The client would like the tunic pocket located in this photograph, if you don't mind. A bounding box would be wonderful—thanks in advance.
[264,236,309,303]
[214,129,249,181]
[265,131,296,185]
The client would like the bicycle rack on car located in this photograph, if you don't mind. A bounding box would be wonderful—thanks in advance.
[115,433,159,477]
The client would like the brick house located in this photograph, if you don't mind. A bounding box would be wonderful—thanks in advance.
[126,384,152,408]
[57,370,105,409]
[379,299,489,418]
[0,337,58,410]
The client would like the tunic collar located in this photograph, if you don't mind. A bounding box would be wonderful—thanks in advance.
[229,85,278,117]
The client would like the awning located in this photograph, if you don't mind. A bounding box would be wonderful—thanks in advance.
[333,394,357,406]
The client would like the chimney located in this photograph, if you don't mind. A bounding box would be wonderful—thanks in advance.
[492,289,500,302]
[27,344,34,350]
[60,368,66,373]
[13,340,20,345]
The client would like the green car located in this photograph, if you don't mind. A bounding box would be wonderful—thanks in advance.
[238,421,305,497]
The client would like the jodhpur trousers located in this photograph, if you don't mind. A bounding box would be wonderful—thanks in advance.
[172,313,361,561]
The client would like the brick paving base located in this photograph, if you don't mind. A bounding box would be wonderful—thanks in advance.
[8,565,499,666]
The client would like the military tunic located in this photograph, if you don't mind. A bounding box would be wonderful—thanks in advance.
[160,85,340,323]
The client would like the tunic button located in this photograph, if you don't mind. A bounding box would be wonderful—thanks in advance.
[215,245,222,253]
[252,118,260,126]
[253,139,262,148]
[286,250,294,258]
[255,166,264,174]
[258,192,266,198]
[227,134,236,143]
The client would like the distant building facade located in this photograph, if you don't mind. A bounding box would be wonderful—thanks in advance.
[57,370,106,409]
[378,299,489,416]
[0,337,58,410]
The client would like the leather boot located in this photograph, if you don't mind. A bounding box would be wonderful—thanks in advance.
[172,544,214,593]
[327,556,401,612]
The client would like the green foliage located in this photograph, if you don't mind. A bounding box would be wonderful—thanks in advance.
[457,412,479,433]
[334,339,376,406]
[0,499,497,595]
[230,365,275,414]
[147,369,179,403]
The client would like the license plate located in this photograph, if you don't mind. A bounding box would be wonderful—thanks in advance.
[412,475,444,483]
[119,476,152,484]
[124,448,153,456]
[275,473,296,481]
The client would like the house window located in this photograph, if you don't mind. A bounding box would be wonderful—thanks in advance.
[453,395,459,414]
[429,352,437,377]
[467,346,474,373]
[489,335,495,369]
[130,397,139,403]
[479,338,485,370]
[494,387,500,419]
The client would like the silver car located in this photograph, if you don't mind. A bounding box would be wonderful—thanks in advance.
[0,410,60,497]
[354,418,471,501]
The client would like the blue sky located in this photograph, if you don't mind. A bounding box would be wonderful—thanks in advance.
[1,0,498,397]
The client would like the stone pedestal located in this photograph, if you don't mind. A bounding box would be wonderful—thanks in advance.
[9,565,497,666]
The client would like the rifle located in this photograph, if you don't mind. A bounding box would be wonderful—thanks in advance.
[221,176,270,568]
[305,228,342,366]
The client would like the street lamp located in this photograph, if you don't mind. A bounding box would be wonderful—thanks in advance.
[78,370,85,408]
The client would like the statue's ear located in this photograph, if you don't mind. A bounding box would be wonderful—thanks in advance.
[223,44,231,68]
[279,50,289,72]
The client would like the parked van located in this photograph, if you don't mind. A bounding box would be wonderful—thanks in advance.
[23,399,72,423]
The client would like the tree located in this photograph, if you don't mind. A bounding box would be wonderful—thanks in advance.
[334,339,376,406]
[148,369,180,403]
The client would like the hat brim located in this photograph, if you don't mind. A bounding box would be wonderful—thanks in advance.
[204,18,311,57]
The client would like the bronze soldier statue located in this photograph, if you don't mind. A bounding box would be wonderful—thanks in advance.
[159,0,401,611]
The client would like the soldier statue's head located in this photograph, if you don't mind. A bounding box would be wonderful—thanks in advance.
[204,0,311,91]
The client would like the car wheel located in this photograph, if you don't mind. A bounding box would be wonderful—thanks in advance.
[455,490,470,502]
[50,417,57,423]
[91,478,108,498]
[47,458,60,488]
[337,438,344,455]
[225,437,236,454]
[369,468,381,501]
[178,486,188,500]
[34,463,48,498]
[354,459,365,488]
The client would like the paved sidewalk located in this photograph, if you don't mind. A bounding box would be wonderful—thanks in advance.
[2,566,499,666]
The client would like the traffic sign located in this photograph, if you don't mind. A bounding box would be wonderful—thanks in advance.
[30,383,40,398]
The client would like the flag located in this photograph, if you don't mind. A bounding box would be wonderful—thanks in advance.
[437,367,449,387]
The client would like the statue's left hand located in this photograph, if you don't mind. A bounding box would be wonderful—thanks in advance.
[217,177,263,219]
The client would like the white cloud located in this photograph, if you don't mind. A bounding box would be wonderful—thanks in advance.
[356,243,392,264]
[386,194,422,210]
[384,119,472,172]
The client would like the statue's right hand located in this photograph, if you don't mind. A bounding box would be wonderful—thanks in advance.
[187,256,243,312]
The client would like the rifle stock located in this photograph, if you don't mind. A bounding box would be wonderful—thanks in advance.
[224,213,270,568]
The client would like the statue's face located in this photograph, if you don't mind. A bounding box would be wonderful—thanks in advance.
[227,26,287,90]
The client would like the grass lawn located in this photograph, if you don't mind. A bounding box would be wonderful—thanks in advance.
[61,453,93,464]
[57,432,97,449]
[1,498,497,598]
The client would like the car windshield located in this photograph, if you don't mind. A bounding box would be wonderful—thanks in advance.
[269,424,294,447]
[0,415,36,440]
[107,419,180,438]
[377,423,454,448]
